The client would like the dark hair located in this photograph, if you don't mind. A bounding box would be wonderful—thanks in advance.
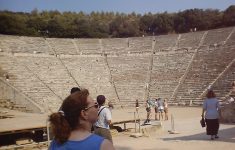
[206,90,216,98]
[49,89,89,144]
[97,95,106,105]
[70,87,81,94]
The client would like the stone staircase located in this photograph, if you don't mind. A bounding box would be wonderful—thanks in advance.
[0,54,60,112]
[175,45,235,104]
[74,38,102,55]
[210,59,235,100]
[0,99,32,112]
[46,38,78,55]
[16,55,78,100]
[149,50,194,100]
[178,31,205,48]
[128,37,153,53]
[61,55,118,102]
[0,35,54,54]
[103,38,128,54]
[202,27,233,46]
[107,55,150,106]
[154,34,178,51]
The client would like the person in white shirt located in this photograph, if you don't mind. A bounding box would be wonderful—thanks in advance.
[157,98,164,121]
[94,95,113,143]
[228,97,234,103]
[154,99,159,120]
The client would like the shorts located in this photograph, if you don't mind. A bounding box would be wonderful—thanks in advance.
[158,108,164,113]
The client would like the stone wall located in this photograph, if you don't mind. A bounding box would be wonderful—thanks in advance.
[0,78,43,113]
[220,103,235,123]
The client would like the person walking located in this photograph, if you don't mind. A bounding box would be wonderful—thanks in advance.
[202,90,220,140]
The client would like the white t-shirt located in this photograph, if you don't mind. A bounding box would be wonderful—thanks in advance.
[95,106,112,129]
[228,97,234,103]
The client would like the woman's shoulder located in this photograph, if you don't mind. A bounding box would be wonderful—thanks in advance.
[87,134,105,149]
[49,135,105,150]
[90,134,104,140]
[205,98,219,102]
[87,134,105,144]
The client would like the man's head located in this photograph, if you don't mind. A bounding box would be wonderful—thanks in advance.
[70,87,81,94]
[97,95,106,106]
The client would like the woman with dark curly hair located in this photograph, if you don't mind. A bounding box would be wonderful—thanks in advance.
[49,89,115,150]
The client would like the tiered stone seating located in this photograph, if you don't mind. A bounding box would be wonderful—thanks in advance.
[226,28,235,46]
[0,35,54,54]
[149,50,194,100]
[0,55,60,111]
[16,55,77,100]
[0,26,234,108]
[0,35,20,53]
[211,61,235,100]
[19,36,54,54]
[107,55,150,106]
[0,99,13,109]
[128,37,153,53]
[203,27,233,46]
[102,38,128,54]
[74,39,102,54]
[154,34,179,51]
[46,38,77,55]
[0,99,29,112]
[175,45,235,104]
[61,55,118,101]
[178,31,205,48]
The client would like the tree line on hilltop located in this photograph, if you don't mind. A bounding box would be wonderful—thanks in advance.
[0,5,234,38]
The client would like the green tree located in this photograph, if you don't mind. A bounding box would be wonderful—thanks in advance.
[152,12,174,34]
[223,5,235,26]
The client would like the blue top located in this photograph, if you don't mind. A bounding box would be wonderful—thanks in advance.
[49,134,104,150]
[203,98,220,119]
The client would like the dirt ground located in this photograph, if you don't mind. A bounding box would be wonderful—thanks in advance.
[111,107,235,150]
[0,106,234,150]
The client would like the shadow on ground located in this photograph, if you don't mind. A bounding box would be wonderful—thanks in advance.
[163,126,235,143]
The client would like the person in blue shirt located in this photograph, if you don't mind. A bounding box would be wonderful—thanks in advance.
[202,90,220,140]
[49,89,115,150]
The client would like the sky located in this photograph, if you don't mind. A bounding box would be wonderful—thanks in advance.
[0,0,234,14]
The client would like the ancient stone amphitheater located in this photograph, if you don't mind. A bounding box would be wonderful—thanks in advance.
[0,27,235,113]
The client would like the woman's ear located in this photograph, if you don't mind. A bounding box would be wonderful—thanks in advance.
[80,110,89,120]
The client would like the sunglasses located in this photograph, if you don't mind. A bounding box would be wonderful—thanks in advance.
[84,103,99,110]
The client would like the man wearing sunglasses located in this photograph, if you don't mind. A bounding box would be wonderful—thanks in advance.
[94,95,113,143]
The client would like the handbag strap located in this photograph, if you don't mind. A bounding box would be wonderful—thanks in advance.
[98,107,106,116]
